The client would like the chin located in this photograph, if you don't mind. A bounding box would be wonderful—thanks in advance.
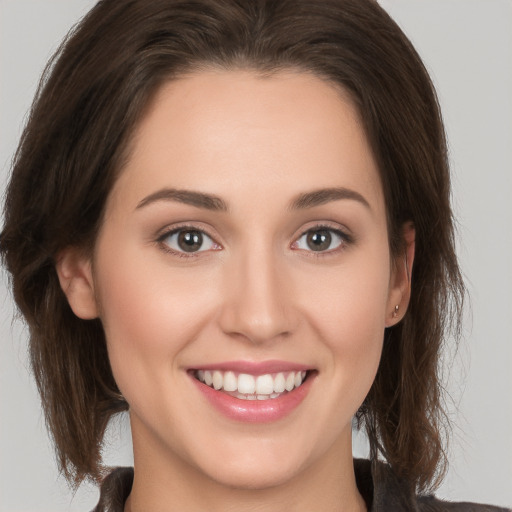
[204,460,303,491]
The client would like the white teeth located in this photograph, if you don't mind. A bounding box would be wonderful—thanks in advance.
[212,371,223,390]
[238,373,256,394]
[274,372,286,393]
[256,374,274,394]
[285,372,295,391]
[223,371,237,392]
[195,369,309,398]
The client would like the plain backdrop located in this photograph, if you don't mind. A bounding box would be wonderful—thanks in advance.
[1,1,511,510]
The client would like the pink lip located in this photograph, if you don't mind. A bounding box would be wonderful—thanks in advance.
[188,362,316,423]
[191,359,312,375]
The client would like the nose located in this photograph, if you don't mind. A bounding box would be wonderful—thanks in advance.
[217,244,297,344]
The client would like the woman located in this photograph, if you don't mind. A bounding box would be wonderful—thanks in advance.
[0,0,510,510]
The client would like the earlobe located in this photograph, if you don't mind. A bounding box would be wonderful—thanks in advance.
[385,222,415,327]
[55,248,98,319]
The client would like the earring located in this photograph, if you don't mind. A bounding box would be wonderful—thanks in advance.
[392,305,399,318]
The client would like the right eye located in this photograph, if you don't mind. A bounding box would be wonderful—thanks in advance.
[291,225,350,255]
[160,228,220,255]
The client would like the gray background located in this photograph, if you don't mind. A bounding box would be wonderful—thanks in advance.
[1,0,511,510]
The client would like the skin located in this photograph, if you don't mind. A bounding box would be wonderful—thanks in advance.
[57,70,414,512]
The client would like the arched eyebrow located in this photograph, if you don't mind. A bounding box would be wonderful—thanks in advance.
[289,187,371,210]
[136,186,370,212]
[136,188,228,211]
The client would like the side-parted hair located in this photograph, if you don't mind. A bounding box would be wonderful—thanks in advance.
[0,0,464,492]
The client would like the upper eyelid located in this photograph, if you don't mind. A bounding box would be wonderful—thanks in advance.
[294,226,350,248]
[155,224,222,257]
[156,222,219,242]
[297,226,346,238]
[295,222,353,241]
[156,225,221,257]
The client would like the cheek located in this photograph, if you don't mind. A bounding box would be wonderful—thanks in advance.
[93,242,218,393]
[305,249,391,339]
[301,251,391,395]
[323,290,386,383]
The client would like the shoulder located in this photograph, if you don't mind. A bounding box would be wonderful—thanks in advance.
[92,463,510,512]
[418,495,511,512]
[354,459,510,512]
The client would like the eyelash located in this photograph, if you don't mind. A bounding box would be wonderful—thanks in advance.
[156,223,353,258]
[156,224,220,258]
[292,224,353,257]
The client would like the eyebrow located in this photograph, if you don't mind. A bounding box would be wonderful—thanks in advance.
[290,187,371,210]
[136,186,370,212]
[136,188,228,211]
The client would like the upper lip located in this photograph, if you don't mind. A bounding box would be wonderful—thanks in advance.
[189,360,313,374]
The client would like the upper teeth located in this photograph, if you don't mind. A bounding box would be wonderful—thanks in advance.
[196,370,307,396]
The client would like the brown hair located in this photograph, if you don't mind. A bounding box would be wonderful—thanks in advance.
[0,0,464,492]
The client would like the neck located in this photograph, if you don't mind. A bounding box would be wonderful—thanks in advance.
[125,423,367,512]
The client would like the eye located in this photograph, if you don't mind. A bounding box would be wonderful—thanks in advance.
[293,227,346,253]
[160,228,219,254]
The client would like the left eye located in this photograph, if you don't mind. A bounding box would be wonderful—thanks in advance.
[161,229,218,253]
[293,228,345,253]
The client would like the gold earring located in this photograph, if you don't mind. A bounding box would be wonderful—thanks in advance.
[392,305,399,318]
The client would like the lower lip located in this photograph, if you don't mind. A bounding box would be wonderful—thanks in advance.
[190,373,315,423]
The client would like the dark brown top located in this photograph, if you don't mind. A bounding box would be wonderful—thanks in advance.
[92,459,510,512]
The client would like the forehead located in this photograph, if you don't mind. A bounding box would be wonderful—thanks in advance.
[108,69,384,216]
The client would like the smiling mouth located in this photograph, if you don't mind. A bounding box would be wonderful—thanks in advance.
[193,369,310,400]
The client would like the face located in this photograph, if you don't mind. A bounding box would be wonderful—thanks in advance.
[61,70,408,490]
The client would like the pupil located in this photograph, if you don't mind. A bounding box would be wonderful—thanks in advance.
[307,230,331,251]
[178,230,203,252]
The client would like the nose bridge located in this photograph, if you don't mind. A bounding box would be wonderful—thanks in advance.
[218,239,294,343]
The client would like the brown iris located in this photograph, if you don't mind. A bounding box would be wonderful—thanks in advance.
[177,230,204,252]
[306,229,332,251]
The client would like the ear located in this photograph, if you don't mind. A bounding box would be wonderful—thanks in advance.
[385,222,415,327]
[55,248,98,319]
